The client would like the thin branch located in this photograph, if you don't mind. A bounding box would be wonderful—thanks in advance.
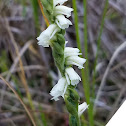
[94,41,126,110]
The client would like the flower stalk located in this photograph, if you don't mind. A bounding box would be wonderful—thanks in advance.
[37,0,88,125]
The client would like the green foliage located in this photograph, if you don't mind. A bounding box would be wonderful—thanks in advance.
[31,0,39,30]
[21,0,26,17]
[72,0,92,125]
[40,0,54,23]
[11,75,23,98]
[72,0,81,50]
[82,0,94,125]
[52,33,65,76]
[72,0,109,125]
[57,33,65,49]
[69,115,79,126]
[0,51,9,72]
[39,105,47,126]
[65,86,80,126]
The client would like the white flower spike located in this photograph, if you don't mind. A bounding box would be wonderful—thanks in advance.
[54,5,73,18]
[78,102,88,117]
[56,15,72,29]
[53,0,68,7]
[64,47,86,69]
[50,77,68,101]
[37,24,59,47]
[65,67,81,86]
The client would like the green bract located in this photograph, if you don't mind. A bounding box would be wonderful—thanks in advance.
[52,33,65,76]
[41,0,54,23]
[65,87,81,126]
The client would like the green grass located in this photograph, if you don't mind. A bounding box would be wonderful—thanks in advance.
[72,0,109,125]
[21,0,26,17]
[39,105,47,126]
[0,51,9,72]
[72,0,81,50]
[72,0,93,125]
[82,0,94,125]
[30,0,39,32]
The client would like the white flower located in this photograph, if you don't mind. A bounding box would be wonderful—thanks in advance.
[64,47,86,69]
[64,47,81,58]
[78,102,88,117]
[54,5,73,18]
[56,15,72,29]
[66,56,86,69]
[50,77,68,101]
[65,67,81,86]
[53,0,68,7]
[37,24,59,47]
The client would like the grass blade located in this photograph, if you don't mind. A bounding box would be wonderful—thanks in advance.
[72,0,92,125]
[72,0,81,50]
[30,0,39,29]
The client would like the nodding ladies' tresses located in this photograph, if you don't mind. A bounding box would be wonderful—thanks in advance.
[37,0,88,125]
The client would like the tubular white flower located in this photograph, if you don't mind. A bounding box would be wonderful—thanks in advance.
[64,47,82,58]
[50,77,68,101]
[78,102,88,117]
[37,24,59,47]
[66,56,86,69]
[65,67,81,86]
[53,0,68,7]
[56,15,72,29]
[54,5,73,18]
[64,47,86,69]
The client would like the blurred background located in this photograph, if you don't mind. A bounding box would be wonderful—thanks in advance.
[0,0,126,126]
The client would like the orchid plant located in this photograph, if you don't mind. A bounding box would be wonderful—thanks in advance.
[37,0,88,125]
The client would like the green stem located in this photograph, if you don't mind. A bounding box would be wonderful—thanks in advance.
[83,0,94,125]
[39,1,86,125]
[52,33,81,125]
[31,0,39,32]
[65,86,81,126]
[72,0,81,50]
[92,0,109,107]
[72,0,92,125]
